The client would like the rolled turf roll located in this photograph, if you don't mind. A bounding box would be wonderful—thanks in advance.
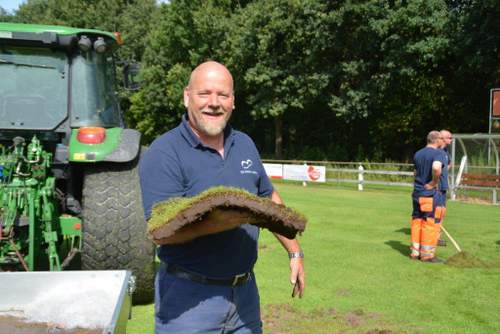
[148,186,307,244]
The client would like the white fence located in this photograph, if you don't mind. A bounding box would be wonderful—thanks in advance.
[263,159,499,204]
[262,159,414,189]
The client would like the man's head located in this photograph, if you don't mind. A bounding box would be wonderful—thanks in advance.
[440,129,452,148]
[427,130,443,147]
[183,61,235,138]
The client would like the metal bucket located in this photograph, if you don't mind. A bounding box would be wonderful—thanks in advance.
[0,270,132,334]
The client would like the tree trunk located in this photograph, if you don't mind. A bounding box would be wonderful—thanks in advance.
[274,114,283,159]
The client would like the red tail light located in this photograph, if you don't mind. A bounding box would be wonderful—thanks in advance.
[76,127,106,144]
[114,32,124,45]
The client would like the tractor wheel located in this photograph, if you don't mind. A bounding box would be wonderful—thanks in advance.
[81,154,155,304]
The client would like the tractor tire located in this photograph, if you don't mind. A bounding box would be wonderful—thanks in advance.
[81,154,155,304]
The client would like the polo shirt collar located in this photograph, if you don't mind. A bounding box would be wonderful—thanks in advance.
[180,114,235,149]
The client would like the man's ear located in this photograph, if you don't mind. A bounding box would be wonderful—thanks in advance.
[183,88,189,108]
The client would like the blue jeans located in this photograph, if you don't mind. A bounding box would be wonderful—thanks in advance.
[155,264,262,334]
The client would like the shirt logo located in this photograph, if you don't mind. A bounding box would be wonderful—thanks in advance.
[241,159,253,169]
[240,159,257,175]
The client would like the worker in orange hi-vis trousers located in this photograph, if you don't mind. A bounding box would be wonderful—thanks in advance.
[410,131,446,263]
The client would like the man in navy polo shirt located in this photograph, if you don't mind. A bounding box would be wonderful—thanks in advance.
[139,61,305,334]
[409,131,445,263]
[437,129,452,246]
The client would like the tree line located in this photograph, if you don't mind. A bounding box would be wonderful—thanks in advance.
[1,0,499,161]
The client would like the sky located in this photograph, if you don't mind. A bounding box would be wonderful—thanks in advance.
[0,0,25,13]
[0,0,169,13]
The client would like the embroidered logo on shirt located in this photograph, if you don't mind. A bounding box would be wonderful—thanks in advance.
[241,159,253,169]
[240,159,257,175]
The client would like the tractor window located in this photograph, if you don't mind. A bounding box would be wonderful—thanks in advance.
[70,51,122,128]
[0,46,68,130]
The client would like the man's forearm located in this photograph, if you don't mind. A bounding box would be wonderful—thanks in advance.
[270,190,302,252]
[274,232,302,253]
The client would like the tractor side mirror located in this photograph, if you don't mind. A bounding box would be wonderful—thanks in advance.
[123,62,140,91]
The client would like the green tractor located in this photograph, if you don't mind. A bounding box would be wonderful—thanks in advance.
[0,23,155,303]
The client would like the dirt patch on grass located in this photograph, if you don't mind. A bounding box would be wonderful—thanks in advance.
[336,288,352,297]
[445,252,500,268]
[445,252,486,268]
[261,304,396,334]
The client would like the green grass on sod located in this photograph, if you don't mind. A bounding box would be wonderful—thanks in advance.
[127,183,500,334]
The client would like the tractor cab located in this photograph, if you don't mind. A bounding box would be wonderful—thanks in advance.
[0,23,122,143]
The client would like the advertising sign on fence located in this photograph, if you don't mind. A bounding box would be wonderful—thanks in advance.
[283,164,326,182]
[263,163,283,179]
[264,163,326,182]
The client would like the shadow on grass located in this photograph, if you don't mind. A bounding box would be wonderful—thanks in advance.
[385,240,409,257]
[394,228,410,235]
[496,240,500,245]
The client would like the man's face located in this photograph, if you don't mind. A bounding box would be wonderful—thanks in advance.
[184,66,234,138]
[441,131,452,148]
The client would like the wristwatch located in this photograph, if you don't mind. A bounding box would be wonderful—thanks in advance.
[288,251,304,259]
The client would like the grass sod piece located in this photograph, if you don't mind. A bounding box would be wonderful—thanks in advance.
[147,186,307,242]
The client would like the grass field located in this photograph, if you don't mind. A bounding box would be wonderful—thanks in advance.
[128,182,500,334]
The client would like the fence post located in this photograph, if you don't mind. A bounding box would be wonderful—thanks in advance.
[302,163,307,187]
[358,165,364,191]
[452,155,467,201]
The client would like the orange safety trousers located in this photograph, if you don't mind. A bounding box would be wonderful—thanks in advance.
[410,194,445,260]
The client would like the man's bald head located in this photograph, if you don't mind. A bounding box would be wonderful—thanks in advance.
[440,129,452,148]
[427,130,442,145]
[187,61,234,94]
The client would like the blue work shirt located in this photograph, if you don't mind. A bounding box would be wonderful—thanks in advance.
[413,146,445,197]
[439,147,450,191]
[139,114,273,278]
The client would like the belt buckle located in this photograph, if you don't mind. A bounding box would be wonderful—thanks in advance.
[232,273,247,286]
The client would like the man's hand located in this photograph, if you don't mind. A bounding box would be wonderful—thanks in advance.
[290,257,305,298]
[424,182,436,190]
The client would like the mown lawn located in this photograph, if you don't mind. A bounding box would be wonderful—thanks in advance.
[128,182,500,334]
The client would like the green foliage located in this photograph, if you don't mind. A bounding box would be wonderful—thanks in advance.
[6,0,498,161]
[127,0,240,142]
[14,0,157,62]
[0,7,14,21]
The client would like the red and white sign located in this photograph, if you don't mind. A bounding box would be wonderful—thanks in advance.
[263,163,283,179]
[283,164,326,182]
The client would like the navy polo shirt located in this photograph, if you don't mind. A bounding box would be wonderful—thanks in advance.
[439,147,450,191]
[413,146,445,196]
[139,114,273,278]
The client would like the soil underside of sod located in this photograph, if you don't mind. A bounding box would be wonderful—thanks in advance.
[148,187,307,241]
[0,315,101,334]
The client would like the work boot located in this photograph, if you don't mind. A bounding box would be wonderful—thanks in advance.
[421,257,444,264]
[438,239,447,247]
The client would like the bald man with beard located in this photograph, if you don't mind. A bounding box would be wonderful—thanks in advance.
[139,61,305,333]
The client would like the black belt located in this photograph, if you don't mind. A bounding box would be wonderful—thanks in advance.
[165,264,251,287]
